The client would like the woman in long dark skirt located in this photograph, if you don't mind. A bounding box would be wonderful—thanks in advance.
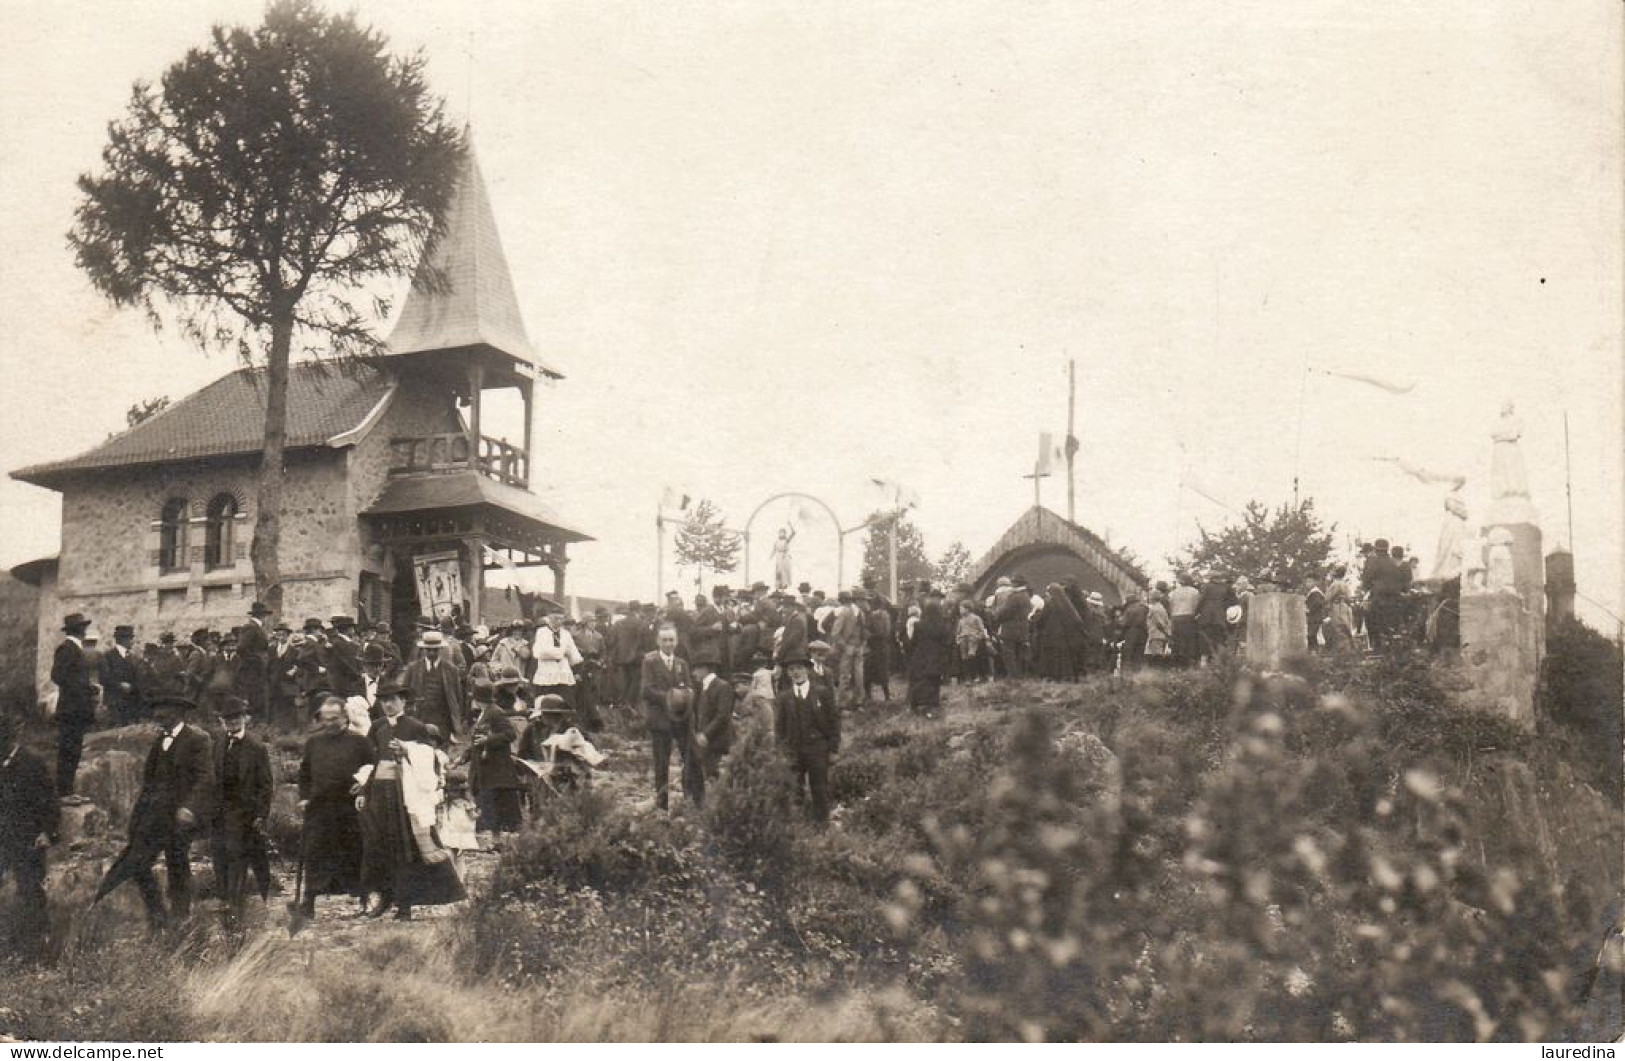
[906,592,953,717]
[1033,583,1083,680]
[359,682,465,920]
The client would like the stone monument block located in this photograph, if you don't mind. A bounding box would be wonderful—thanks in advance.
[1458,592,1535,727]
[1245,592,1308,671]
[78,749,142,827]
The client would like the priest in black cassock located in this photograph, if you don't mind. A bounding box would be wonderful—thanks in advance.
[295,696,373,918]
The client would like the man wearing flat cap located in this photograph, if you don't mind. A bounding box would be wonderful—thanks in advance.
[51,612,98,797]
[93,694,215,927]
[210,696,272,918]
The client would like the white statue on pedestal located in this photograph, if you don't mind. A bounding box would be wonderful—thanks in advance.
[1487,401,1539,525]
[1485,527,1517,594]
[1461,534,1488,595]
[1431,493,1470,582]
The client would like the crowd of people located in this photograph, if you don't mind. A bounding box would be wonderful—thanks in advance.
[3,549,1442,945]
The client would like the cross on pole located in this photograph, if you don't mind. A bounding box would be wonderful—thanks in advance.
[1022,467,1050,508]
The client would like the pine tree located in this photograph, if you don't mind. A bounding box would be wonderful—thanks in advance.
[673,498,741,589]
[69,0,465,612]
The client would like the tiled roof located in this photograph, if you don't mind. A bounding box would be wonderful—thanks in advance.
[363,470,593,543]
[385,146,562,379]
[11,363,393,487]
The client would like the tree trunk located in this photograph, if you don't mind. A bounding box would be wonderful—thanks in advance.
[250,312,294,616]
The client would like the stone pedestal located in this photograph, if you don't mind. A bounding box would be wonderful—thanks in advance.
[1459,592,1536,727]
[1245,592,1308,671]
[78,749,142,828]
[57,802,109,846]
[1484,520,1545,658]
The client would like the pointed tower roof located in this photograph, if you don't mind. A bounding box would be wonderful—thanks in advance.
[385,144,562,379]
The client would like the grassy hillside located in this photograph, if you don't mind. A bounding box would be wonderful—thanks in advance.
[2,653,1619,1042]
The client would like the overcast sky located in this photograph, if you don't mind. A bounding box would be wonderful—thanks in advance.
[2,1,1620,627]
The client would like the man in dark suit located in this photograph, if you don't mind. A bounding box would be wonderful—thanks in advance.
[0,710,59,949]
[234,602,272,719]
[93,695,215,927]
[607,603,645,710]
[209,697,273,919]
[326,615,365,698]
[775,655,840,825]
[689,594,724,667]
[100,624,144,726]
[267,622,301,727]
[142,632,187,700]
[684,652,733,808]
[640,624,691,810]
[51,612,99,797]
[402,630,465,740]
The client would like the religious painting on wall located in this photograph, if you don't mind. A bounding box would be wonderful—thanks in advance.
[412,549,464,619]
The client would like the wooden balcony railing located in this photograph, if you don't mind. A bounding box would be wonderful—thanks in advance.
[389,433,530,488]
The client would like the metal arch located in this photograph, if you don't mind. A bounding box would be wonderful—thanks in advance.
[743,491,848,589]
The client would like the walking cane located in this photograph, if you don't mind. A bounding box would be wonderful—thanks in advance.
[285,817,309,938]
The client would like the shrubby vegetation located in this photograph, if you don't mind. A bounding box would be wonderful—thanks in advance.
[3,649,1618,1041]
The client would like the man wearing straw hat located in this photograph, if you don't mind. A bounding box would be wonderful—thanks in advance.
[403,629,465,741]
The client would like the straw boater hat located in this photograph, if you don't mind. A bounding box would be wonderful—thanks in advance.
[808,640,833,657]
[418,629,446,650]
[529,693,574,720]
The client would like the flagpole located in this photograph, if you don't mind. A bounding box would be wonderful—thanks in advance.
[656,506,664,601]
[1292,354,1309,509]
[1066,359,1077,523]
[1564,411,1574,550]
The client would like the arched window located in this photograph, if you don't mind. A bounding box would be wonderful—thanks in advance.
[158,498,189,573]
[204,493,238,570]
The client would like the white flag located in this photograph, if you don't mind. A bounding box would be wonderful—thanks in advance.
[1320,368,1416,395]
[1034,433,1065,476]
[868,477,920,511]
[1370,456,1466,491]
[660,486,692,513]
[482,543,519,576]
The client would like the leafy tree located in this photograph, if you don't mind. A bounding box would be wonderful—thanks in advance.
[860,510,932,590]
[69,0,465,612]
[933,540,973,588]
[673,498,741,589]
[125,395,171,428]
[1172,498,1336,588]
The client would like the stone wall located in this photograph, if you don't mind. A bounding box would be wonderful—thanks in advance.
[0,572,40,707]
[39,449,359,683]
[31,366,466,687]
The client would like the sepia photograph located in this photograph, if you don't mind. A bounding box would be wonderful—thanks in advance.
[0,0,1620,1046]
